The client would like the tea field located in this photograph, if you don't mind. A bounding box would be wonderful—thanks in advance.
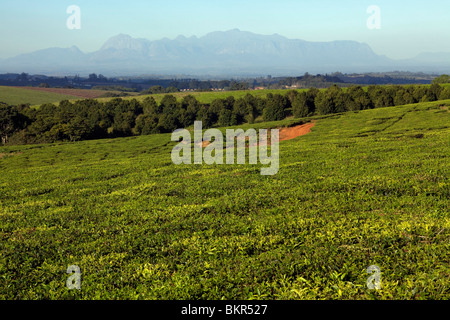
[0,100,449,299]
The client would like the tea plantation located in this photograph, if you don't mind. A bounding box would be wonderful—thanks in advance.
[0,100,449,299]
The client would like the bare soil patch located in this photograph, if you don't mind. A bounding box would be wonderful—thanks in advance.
[199,121,316,147]
[279,121,316,142]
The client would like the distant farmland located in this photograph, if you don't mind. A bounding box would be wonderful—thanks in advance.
[0,86,130,106]
[0,86,81,105]
[12,87,110,99]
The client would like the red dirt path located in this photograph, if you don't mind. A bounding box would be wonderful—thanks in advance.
[279,121,316,141]
[200,121,316,147]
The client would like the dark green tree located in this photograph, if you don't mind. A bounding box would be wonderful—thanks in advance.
[109,98,142,136]
[292,92,309,118]
[305,88,319,114]
[27,103,60,141]
[62,115,91,142]
[428,84,443,101]
[314,90,334,115]
[439,87,450,100]
[218,108,236,126]
[224,96,235,110]
[242,93,259,123]
[232,98,247,124]
[285,90,299,106]
[135,113,159,135]
[413,86,428,102]
[196,106,213,128]
[346,85,372,111]
[367,85,393,108]
[263,94,288,121]
[160,95,179,114]
[432,74,450,84]
[157,113,179,133]
[327,84,347,113]
[180,95,200,127]
[0,105,27,145]
[393,87,407,106]
[142,97,160,114]
[209,99,225,125]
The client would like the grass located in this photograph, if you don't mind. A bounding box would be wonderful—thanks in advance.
[0,86,80,105]
[0,100,449,299]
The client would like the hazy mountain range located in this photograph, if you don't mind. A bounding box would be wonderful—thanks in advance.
[1,29,449,77]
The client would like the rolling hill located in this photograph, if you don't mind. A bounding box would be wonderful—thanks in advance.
[1,100,449,299]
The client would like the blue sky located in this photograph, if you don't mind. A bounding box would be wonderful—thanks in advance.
[1,0,449,59]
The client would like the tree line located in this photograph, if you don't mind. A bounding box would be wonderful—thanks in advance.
[1,84,449,145]
[432,74,450,84]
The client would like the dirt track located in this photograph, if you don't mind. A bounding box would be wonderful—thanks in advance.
[279,121,316,141]
[200,121,316,147]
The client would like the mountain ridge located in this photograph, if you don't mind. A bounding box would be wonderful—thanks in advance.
[1,29,449,76]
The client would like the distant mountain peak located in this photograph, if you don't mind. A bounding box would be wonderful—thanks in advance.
[100,34,149,51]
[113,33,132,39]
[68,45,82,53]
[223,28,241,33]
